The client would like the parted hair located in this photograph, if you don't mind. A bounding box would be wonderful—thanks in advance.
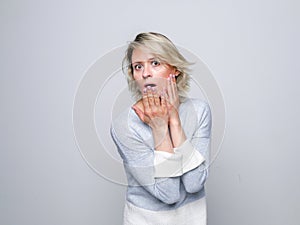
[122,32,192,100]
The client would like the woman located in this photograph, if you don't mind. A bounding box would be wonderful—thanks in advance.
[111,32,212,225]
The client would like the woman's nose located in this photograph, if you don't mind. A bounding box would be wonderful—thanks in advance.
[142,64,152,79]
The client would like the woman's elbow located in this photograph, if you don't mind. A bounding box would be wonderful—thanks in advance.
[184,183,204,193]
[183,170,208,193]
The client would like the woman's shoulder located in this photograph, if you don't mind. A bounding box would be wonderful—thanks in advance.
[111,105,148,140]
[111,106,137,129]
[180,97,210,113]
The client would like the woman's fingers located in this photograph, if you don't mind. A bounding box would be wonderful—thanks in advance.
[153,88,160,106]
[142,86,168,116]
[171,74,178,96]
[147,87,155,105]
[145,87,160,108]
[139,87,169,129]
[142,88,151,112]
[167,74,179,108]
[167,76,172,102]
[160,90,167,108]
[170,74,176,99]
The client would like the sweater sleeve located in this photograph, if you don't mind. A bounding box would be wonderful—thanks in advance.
[110,125,181,205]
[181,102,212,193]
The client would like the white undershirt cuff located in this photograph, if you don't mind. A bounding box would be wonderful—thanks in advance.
[154,140,205,178]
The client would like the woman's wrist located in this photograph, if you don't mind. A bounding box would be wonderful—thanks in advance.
[153,131,174,153]
[169,120,186,148]
[168,111,181,126]
[150,124,173,153]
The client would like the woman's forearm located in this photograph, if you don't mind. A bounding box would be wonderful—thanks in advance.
[152,126,174,153]
[169,116,187,148]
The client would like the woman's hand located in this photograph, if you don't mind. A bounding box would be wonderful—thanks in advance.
[132,87,173,152]
[133,86,169,130]
[165,74,187,147]
[166,74,180,125]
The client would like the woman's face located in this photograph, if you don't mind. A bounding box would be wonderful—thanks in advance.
[131,47,178,94]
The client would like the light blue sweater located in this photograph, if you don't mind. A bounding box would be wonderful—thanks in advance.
[110,98,212,212]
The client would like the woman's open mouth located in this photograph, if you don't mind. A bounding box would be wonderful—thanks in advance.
[144,83,157,88]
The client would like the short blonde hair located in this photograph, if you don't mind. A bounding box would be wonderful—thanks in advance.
[122,32,192,100]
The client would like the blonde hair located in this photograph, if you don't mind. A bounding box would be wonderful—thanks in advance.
[122,32,192,100]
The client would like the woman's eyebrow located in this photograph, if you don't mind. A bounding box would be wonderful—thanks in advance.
[131,61,142,65]
[132,58,156,64]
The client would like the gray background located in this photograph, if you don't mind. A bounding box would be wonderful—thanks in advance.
[1,0,299,225]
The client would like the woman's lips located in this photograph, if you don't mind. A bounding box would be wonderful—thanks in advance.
[144,83,156,88]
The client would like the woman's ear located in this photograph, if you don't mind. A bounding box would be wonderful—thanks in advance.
[175,70,181,77]
[172,67,180,76]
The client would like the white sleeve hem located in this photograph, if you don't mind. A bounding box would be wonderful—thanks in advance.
[174,140,205,174]
[154,140,205,178]
[153,151,183,178]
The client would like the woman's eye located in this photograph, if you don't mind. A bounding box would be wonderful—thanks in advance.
[134,64,143,70]
[151,60,160,67]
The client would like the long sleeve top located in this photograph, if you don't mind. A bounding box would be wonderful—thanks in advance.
[110,98,212,225]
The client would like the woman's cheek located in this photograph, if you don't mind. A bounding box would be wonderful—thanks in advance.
[135,79,144,92]
[132,74,142,90]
